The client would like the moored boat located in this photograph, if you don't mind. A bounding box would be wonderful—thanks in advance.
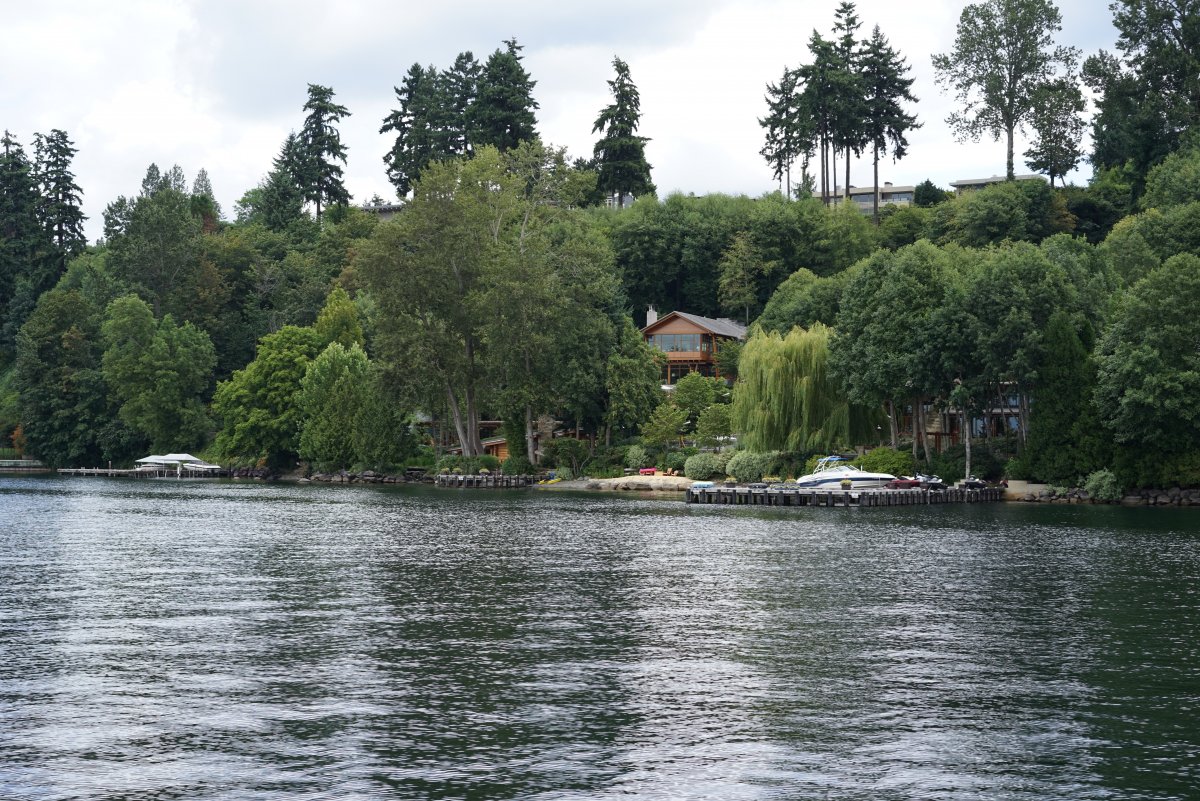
[792,456,895,489]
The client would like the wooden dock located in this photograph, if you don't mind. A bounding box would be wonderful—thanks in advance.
[57,466,228,479]
[434,474,535,489]
[685,485,1004,507]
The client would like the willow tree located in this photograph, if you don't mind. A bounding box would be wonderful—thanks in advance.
[731,324,881,453]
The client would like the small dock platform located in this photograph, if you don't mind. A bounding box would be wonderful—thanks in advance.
[434,474,535,489]
[685,485,1004,507]
[57,466,228,479]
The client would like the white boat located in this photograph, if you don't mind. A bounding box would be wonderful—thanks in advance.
[792,456,895,489]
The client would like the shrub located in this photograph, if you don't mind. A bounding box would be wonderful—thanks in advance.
[553,466,574,481]
[436,455,462,473]
[1083,468,1123,501]
[858,447,915,477]
[925,444,1005,484]
[625,444,651,469]
[541,438,588,473]
[477,455,500,472]
[726,450,776,483]
[663,451,688,473]
[1004,455,1030,481]
[502,454,534,475]
[684,452,725,480]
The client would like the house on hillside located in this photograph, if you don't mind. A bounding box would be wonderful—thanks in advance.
[949,175,1046,195]
[821,182,916,213]
[642,309,747,386]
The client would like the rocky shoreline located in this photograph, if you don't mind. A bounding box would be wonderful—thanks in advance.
[1013,485,1200,506]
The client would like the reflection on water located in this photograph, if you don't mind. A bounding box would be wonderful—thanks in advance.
[1,477,1198,800]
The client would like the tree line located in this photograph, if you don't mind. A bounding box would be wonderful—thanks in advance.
[3,1,1200,495]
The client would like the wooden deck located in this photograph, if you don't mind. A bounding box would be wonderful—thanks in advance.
[434,474,535,488]
[685,485,1004,507]
[57,466,228,479]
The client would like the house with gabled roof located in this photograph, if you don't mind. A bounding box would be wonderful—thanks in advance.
[641,308,747,386]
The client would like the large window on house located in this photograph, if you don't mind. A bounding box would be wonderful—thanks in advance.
[649,333,703,352]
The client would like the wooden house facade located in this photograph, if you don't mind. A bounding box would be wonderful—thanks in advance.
[642,310,748,385]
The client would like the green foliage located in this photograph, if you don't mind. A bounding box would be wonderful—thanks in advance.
[755,268,847,333]
[662,451,688,473]
[671,370,719,429]
[1141,146,1200,210]
[298,84,351,218]
[298,342,371,471]
[553,466,574,481]
[878,206,930,249]
[314,285,363,349]
[932,0,1079,179]
[1023,78,1087,186]
[1083,468,1123,501]
[212,325,321,466]
[736,324,882,453]
[501,454,533,475]
[1112,448,1200,490]
[540,437,588,474]
[695,403,732,449]
[726,450,776,483]
[624,443,651,469]
[1095,253,1200,456]
[925,443,1006,483]
[101,295,216,453]
[857,446,915,477]
[1023,311,1110,484]
[593,56,654,200]
[640,402,687,452]
[914,179,951,207]
[14,288,139,467]
[603,318,663,441]
[684,451,728,480]
[470,38,539,153]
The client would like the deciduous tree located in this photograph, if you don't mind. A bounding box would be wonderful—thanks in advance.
[933,0,1079,179]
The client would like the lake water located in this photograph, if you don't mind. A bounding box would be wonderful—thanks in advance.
[1,476,1198,800]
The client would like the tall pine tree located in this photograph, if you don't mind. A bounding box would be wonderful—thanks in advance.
[860,25,919,222]
[0,131,51,352]
[299,84,351,219]
[470,38,539,152]
[592,56,654,204]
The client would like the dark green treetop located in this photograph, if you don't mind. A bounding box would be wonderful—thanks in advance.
[469,38,539,152]
[299,83,351,218]
[860,24,919,222]
[592,56,655,203]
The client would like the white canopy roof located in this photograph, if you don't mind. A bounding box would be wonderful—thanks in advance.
[135,453,205,465]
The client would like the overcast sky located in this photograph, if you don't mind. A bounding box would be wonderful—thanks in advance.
[4,1,1119,242]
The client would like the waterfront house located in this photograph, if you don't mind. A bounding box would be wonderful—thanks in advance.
[642,309,747,386]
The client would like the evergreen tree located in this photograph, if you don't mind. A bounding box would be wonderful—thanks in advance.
[1024,311,1109,484]
[381,63,444,197]
[860,25,919,223]
[470,38,539,152]
[31,129,86,256]
[760,66,815,198]
[933,0,1079,179]
[0,131,50,352]
[258,134,307,231]
[592,56,654,203]
[830,1,867,201]
[443,51,481,154]
[798,33,839,203]
[190,167,221,229]
[298,84,351,218]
